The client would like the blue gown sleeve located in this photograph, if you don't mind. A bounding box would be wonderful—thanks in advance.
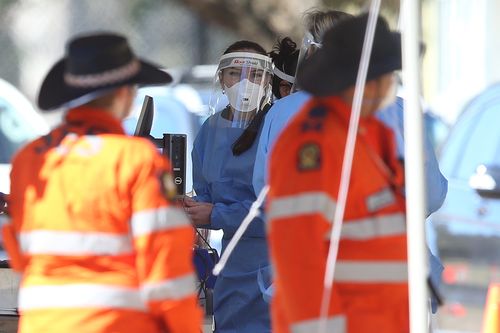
[252,111,273,196]
[192,118,267,238]
[210,200,266,237]
[377,98,448,216]
[423,131,448,216]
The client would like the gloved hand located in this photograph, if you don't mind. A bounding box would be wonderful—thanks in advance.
[183,197,213,226]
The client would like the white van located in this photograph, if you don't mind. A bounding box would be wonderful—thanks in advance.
[0,78,49,192]
[0,78,48,319]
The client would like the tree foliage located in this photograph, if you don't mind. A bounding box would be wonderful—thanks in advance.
[171,0,400,48]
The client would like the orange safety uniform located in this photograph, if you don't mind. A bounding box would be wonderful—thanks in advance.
[267,96,409,333]
[2,107,202,333]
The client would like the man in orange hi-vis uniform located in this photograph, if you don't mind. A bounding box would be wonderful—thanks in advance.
[1,33,202,333]
[267,14,410,333]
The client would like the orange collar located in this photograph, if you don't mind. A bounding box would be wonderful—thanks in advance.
[64,106,125,135]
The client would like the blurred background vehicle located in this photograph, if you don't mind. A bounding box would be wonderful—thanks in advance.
[0,77,47,321]
[430,83,500,332]
[0,77,48,259]
[0,78,49,194]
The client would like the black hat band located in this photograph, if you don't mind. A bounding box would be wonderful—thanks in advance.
[63,59,140,88]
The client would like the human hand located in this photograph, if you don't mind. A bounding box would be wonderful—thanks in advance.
[184,199,213,226]
[0,192,9,215]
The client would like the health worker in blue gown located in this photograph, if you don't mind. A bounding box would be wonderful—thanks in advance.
[184,41,274,333]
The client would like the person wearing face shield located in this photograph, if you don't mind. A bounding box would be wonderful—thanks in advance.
[267,14,411,332]
[253,8,447,314]
[253,9,353,196]
[253,9,446,218]
[183,41,273,333]
[269,37,299,100]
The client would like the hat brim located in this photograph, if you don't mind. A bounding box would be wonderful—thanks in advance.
[298,32,402,96]
[37,58,172,111]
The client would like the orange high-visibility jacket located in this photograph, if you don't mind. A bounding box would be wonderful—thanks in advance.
[267,97,409,333]
[2,107,202,333]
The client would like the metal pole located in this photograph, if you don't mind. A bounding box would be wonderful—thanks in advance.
[401,0,429,332]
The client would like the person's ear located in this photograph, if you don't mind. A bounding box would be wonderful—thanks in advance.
[363,79,378,99]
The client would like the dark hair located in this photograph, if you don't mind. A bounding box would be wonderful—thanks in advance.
[223,40,267,55]
[269,37,299,99]
[220,40,271,156]
[304,9,353,43]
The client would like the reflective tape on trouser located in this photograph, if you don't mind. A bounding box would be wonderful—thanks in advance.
[291,315,346,333]
[20,231,133,256]
[142,273,197,301]
[19,284,147,311]
[267,192,336,224]
[131,206,190,237]
[335,261,408,283]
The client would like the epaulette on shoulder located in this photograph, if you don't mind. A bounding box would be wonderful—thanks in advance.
[308,104,328,118]
[301,104,328,133]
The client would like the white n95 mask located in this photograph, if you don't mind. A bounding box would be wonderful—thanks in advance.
[224,79,266,112]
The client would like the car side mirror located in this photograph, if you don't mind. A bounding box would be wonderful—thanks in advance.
[469,164,500,199]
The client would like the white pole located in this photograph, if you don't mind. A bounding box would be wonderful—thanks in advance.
[401,0,429,332]
[212,185,269,276]
[318,1,381,332]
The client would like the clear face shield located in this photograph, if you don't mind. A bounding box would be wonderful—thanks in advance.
[291,31,322,92]
[209,52,273,129]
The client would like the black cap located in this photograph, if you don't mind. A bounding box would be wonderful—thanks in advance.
[38,32,172,110]
[297,14,402,96]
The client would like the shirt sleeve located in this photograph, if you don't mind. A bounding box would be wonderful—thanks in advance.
[377,99,448,216]
[129,146,202,333]
[210,199,266,238]
[423,130,448,215]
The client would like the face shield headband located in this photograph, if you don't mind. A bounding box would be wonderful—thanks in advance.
[209,52,273,128]
[292,31,323,92]
[217,51,274,73]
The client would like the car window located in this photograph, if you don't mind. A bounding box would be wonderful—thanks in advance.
[442,102,500,181]
[0,96,40,163]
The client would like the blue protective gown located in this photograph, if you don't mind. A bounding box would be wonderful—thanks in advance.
[192,111,271,333]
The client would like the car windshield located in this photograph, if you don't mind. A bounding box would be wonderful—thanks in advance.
[0,97,41,163]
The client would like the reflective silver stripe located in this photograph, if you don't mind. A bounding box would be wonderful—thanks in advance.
[131,207,190,237]
[268,192,336,222]
[20,231,132,255]
[339,213,406,240]
[366,188,395,212]
[142,273,197,301]
[291,315,346,333]
[335,261,408,283]
[19,284,146,311]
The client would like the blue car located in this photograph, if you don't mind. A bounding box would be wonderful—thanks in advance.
[429,83,500,330]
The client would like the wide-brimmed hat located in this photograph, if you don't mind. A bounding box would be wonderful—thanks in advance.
[37,32,172,110]
[297,14,402,96]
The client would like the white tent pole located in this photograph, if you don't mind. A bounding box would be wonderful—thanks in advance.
[401,0,430,332]
[318,1,381,333]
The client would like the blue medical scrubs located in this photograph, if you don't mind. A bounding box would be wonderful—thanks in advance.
[192,111,271,333]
